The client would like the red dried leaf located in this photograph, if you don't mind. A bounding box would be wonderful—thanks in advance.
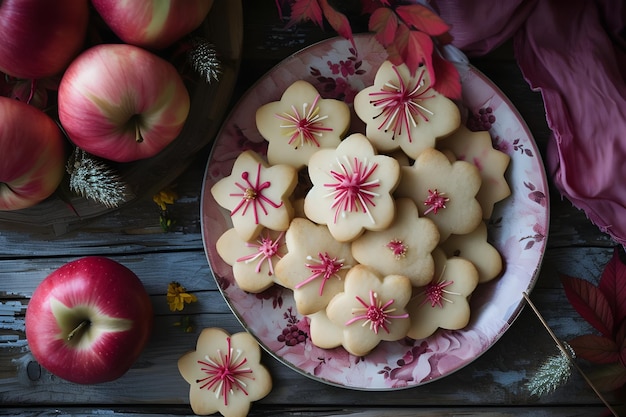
[288,0,323,27]
[319,0,354,47]
[561,274,614,338]
[385,23,409,67]
[431,52,461,100]
[569,334,620,364]
[360,0,389,15]
[394,4,450,37]
[598,246,626,336]
[402,30,432,77]
[368,7,398,47]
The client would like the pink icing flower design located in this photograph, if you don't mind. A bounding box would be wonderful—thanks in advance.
[423,189,449,215]
[295,252,348,295]
[385,238,407,259]
[369,66,435,143]
[230,162,282,224]
[325,156,380,223]
[274,94,333,148]
[345,290,409,334]
[236,231,285,276]
[421,278,458,308]
[196,336,254,406]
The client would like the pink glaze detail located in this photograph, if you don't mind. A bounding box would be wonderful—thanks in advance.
[345,290,409,334]
[423,189,449,215]
[385,239,407,259]
[296,252,348,295]
[421,278,459,308]
[229,163,283,224]
[369,66,436,143]
[274,94,333,148]
[236,231,285,275]
[196,337,254,406]
[324,156,380,223]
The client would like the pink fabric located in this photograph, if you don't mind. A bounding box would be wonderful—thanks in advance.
[433,0,626,245]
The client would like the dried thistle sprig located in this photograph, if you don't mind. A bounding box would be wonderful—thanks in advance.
[526,341,575,396]
[66,147,133,208]
[187,36,221,83]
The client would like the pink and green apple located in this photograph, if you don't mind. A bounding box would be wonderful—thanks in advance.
[0,97,66,211]
[0,0,89,79]
[25,256,154,385]
[57,43,190,163]
[91,0,214,50]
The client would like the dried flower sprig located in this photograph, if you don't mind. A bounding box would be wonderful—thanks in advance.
[187,36,221,84]
[523,292,618,416]
[66,147,133,208]
[167,281,198,312]
[153,185,178,232]
[526,341,575,396]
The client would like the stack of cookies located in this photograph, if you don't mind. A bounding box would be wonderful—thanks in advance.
[211,60,510,357]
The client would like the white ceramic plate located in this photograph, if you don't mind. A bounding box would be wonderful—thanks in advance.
[201,34,549,390]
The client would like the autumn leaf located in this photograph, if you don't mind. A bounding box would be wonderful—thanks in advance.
[403,30,432,78]
[394,4,450,37]
[561,274,614,338]
[431,52,462,100]
[598,246,626,336]
[288,0,323,27]
[385,23,409,68]
[319,0,354,48]
[361,0,390,14]
[369,7,398,47]
[569,334,620,364]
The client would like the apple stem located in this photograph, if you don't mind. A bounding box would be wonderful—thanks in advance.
[67,320,90,341]
[135,121,143,143]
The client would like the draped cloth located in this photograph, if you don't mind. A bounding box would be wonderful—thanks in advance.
[432,0,626,245]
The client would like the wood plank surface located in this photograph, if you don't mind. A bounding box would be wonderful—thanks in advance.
[1,0,624,416]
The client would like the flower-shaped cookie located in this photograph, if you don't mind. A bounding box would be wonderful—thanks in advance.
[274,217,354,315]
[406,257,479,340]
[211,150,297,241]
[256,80,350,170]
[216,227,287,293]
[353,60,461,159]
[439,221,503,284]
[326,264,412,357]
[178,327,272,417]
[304,133,400,242]
[395,147,483,242]
[351,198,439,287]
[437,125,511,218]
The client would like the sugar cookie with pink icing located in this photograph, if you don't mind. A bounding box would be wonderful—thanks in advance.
[275,217,355,315]
[354,60,461,159]
[216,227,287,293]
[178,327,272,417]
[326,264,412,357]
[395,147,482,242]
[307,310,344,350]
[437,125,511,218]
[256,80,350,170]
[304,133,400,242]
[351,198,439,287]
[406,256,479,340]
[211,150,297,241]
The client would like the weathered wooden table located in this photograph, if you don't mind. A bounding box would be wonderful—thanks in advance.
[1,1,622,416]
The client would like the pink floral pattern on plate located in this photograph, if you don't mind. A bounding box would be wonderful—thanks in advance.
[201,34,549,390]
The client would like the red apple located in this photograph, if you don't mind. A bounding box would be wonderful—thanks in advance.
[25,256,154,385]
[0,97,66,211]
[57,43,190,163]
[0,0,89,79]
[91,0,214,50]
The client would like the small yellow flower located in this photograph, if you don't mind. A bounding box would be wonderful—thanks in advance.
[153,186,178,211]
[167,281,198,312]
